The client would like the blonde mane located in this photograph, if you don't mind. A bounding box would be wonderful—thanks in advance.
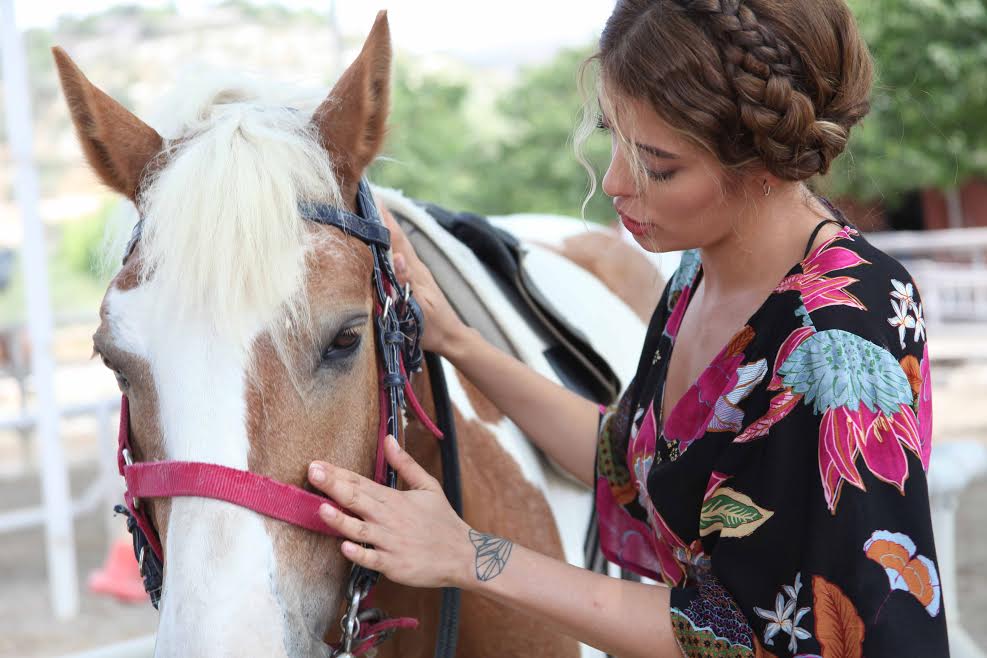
[132,72,344,343]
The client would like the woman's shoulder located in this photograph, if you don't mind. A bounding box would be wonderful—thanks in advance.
[770,226,929,437]
[794,226,926,357]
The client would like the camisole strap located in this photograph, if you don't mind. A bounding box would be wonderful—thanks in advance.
[803,196,851,259]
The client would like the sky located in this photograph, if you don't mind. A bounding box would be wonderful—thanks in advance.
[11,1,615,61]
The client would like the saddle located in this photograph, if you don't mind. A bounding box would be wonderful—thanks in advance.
[376,188,636,405]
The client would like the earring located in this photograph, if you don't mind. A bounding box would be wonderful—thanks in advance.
[762,179,772,197]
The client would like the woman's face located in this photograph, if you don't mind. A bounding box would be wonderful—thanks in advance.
[601,95,754,254]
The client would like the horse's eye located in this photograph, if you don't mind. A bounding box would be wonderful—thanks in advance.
[320,329,362,363]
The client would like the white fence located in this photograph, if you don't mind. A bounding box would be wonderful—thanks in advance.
[868,227,987,326]
[0,397,121,533]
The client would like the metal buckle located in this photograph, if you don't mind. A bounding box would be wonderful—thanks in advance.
[122,448,139,508]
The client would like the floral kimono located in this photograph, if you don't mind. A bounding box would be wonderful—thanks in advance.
[595,222,949,657]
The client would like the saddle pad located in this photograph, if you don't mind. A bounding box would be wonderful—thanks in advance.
[372,186,645,404]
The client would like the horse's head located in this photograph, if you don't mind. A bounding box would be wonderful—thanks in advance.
[55,13,393,657]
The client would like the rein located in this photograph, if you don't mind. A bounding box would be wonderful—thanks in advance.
[114,179,461,658]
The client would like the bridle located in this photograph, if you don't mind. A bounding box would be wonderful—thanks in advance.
[114,179,462,657]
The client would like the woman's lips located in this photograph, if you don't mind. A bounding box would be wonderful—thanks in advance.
[618,211,649,236]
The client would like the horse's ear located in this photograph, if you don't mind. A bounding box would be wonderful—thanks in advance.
[313,10,391,201]
[52,46,163,203]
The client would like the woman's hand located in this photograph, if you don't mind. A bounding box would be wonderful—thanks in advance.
[308,435,473,589]
[376,201,466,355]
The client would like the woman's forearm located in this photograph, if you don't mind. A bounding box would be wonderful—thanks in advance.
[454,533,680,658]
[442,325,600,487]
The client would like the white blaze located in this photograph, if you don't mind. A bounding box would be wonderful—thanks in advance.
[106,286,298,658]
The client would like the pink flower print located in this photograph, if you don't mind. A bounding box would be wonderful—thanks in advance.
[819,405,866,511]
[776,246,870,313]
[777,329,920,513]
[918,344,933,471]
[769,326,815,390]
[665,284,692,339]
[818,402,923,513]
[859,403,922,491]
[595,482,664,580]
[704,471,732,501]
[663,353,743,452]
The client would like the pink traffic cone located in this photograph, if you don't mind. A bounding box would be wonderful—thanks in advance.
[87,537,147,603]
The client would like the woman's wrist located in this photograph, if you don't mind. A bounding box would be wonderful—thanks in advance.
[438,321,478,365]
[449,525,514,593]
[448,525,479,590]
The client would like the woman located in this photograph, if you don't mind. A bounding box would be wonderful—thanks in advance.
[306,1,948,655]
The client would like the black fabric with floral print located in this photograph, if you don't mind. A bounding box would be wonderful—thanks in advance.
[595,222,949,657]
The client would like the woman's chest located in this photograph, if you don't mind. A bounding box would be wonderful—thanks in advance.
[660,293,762,424]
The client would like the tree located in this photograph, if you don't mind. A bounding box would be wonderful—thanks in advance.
[369,63,493,211]
[823,0,987,203]
[476,48,613,222]
[371,49,614,223]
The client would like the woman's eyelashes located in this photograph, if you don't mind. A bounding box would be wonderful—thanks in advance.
[647,168,677,183]
[597,116,678,183]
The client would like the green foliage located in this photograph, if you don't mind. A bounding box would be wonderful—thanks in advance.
[480,48,613,221]
[369,65,491,211]
[824,0,987,202]
[56,203,114,280]
[371,49,613,223]
[0,205,116,323]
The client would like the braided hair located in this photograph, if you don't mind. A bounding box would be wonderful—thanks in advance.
[592,0,872,181]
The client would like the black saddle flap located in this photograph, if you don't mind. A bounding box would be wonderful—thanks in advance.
[420,203,621,405]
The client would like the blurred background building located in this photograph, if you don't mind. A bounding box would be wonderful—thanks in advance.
[1,1,985,656]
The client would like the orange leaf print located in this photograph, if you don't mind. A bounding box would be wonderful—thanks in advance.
[726,325,756,357]
[812,575,864,658]
[899,355,922,398]
[734,390,802,443]
[863,530,941,616]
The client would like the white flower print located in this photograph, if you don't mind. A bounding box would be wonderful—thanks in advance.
[888,298,916,349]
[754,572,813,653]
[912,302,926,344]
[888,279,926,347]
[891,278,915,308]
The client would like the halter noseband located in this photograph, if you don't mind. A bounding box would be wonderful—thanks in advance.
[115,178,447,656]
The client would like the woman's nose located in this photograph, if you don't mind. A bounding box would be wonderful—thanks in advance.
[602,149,635,200]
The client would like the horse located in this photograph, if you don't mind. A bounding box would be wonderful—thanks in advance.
[53,12,653,658]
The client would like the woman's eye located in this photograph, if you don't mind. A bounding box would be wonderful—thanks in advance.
[647,169,677,183]
[596,114,610,132]
[320,329,362,363]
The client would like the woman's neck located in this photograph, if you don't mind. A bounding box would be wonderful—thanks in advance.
[698,185,835,304]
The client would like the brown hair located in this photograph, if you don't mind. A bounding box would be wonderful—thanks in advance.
[577,0,873,185]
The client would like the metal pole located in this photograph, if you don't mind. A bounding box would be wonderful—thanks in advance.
[329,0,343,77]
[0,0,80,619]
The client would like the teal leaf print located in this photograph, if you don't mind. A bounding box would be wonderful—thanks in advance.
[777,330,913,416]
[667,249,702,311]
